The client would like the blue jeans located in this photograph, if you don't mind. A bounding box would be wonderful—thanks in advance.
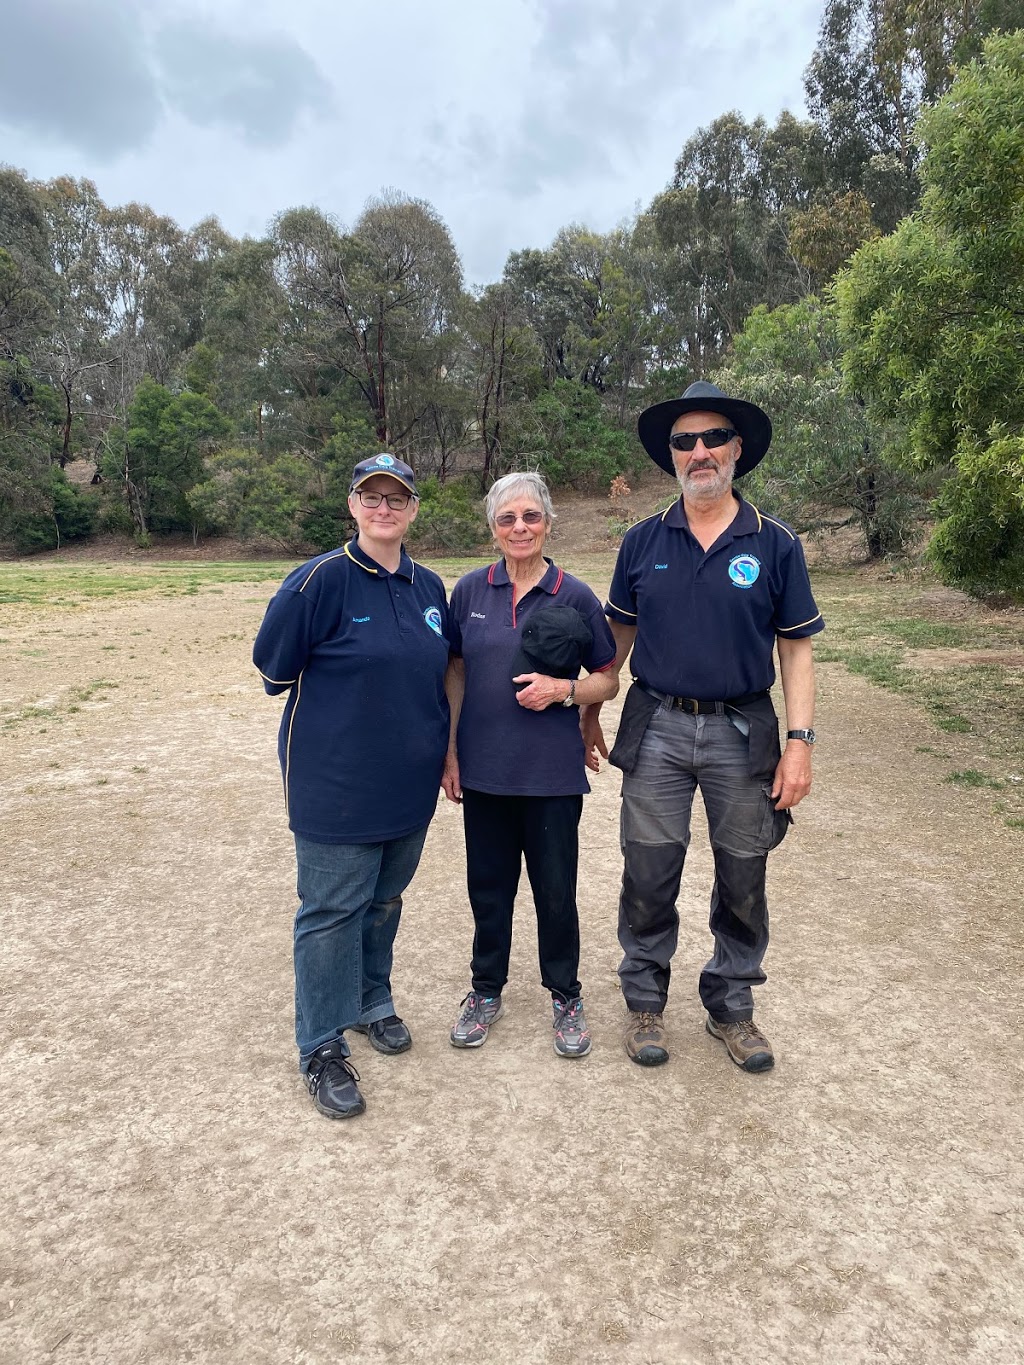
[617,709,789,1021]
[293,827,429,1064]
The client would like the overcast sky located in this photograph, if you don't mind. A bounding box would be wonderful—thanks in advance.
[0,0,823,286]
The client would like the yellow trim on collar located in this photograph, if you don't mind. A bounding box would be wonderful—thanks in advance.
[342,544,379,575]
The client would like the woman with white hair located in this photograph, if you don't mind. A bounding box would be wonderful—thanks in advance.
[442,471,618,1057]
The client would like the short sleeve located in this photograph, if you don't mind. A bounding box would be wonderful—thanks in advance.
[252,588,315,693]
[581,592,617,672]
[605,537,638,624]
[447,580,465,655]
[773,540,824,638]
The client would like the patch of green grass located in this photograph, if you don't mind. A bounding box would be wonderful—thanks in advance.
[842,649,909,691]
[813,569,1024,825]
[944,769,1002,789]
[0,561,298,608]
[875,619,972,649]
[935,713,972,733]
[1005,817,1024,831]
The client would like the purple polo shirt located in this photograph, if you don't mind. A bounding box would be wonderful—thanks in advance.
[449,559,616,796]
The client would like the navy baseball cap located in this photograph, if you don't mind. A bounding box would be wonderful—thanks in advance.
[350,453,418,496]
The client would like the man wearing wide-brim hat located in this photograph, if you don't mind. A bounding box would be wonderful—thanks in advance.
[582,382,824,1073]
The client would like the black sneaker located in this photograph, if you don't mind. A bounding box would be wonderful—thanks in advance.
[350,1014,412,1055]
[303,1041,366,1119]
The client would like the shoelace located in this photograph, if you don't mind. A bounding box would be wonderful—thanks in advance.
[635,1010,662,1032]
[462,993,496,1017]
[309,1053,360,1095]
[556,1000,588,1033]
[730,1020,765,1042]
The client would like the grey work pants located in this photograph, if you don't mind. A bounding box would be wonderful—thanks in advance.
[617,707,789,1022]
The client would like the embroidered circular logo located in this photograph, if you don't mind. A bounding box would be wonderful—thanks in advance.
[728,554,761,588]
[423,606,443,636]
[374,453,396,468]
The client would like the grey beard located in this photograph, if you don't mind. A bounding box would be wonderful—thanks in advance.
[676,455,736,501]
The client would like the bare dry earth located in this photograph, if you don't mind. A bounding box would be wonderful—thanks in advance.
[1,563,1022,1365]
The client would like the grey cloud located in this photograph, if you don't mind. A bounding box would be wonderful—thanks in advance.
[154,22,331,146]
[440,0,811,205]
[0,0,161,158]
[0,0,331,161]
[449,0,694,193]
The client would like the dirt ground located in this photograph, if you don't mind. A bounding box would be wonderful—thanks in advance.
[1,558,1023,1365]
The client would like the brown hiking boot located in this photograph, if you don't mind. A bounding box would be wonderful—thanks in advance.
[705,1016,774,1072]
[624,1010,669,1067]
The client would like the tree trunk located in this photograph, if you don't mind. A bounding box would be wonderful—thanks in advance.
[59,380,73,468]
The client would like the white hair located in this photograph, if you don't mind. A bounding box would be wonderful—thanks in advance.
[484,471,555,528]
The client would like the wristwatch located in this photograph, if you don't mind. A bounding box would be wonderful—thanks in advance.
[562,679,577,707]
[787,728,816,745]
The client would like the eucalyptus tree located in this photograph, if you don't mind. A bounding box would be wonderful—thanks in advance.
[648,112,822,372]
[715,296,922,557]
[272,192,463,455]
[835,31,1024,595]
[804,0,1024,229]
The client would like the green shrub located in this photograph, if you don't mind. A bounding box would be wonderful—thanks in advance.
[8,467,98,553]
[506,381,646,490]
[407,476,487,553]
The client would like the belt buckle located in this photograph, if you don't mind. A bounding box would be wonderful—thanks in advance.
[677,697,699,714]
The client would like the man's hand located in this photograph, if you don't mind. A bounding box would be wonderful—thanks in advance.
[441,751,462,804]
[580,705,608,773]
[771,741,812,810]
[513,673,570,711]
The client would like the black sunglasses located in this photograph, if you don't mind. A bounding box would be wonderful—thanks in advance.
[669,428,737,452]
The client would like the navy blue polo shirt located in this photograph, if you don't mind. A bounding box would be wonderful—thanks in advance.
[606,494,824,698]
[253,539,450,843]
[449,559,616,796]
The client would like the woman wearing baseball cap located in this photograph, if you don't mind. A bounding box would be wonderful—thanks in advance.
[254,453,450,1119]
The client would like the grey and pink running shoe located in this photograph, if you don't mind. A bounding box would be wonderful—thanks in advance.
[450,992,505,1047]
[553,996,592,1058]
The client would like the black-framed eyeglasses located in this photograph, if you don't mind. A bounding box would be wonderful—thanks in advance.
[669,428,737,452]
[355,489,412,509]
[494,509,545,528]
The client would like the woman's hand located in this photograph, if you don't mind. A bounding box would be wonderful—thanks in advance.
[512,672,571,711]
[441,751,462,804]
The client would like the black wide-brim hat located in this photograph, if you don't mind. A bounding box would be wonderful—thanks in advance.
[638,381,772,479]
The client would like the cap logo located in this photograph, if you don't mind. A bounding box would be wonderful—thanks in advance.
[374,454,396,468]
[423,606,443,636]
[728,554,761,588]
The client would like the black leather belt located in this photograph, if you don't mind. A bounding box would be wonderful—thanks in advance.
[639,683,769,715]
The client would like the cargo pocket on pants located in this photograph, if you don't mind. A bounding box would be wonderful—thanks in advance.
[759,784,793,853]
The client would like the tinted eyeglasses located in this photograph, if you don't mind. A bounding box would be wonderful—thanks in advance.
[669,427,737,452]
[494,509,545,528]
[355,489,413,509]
